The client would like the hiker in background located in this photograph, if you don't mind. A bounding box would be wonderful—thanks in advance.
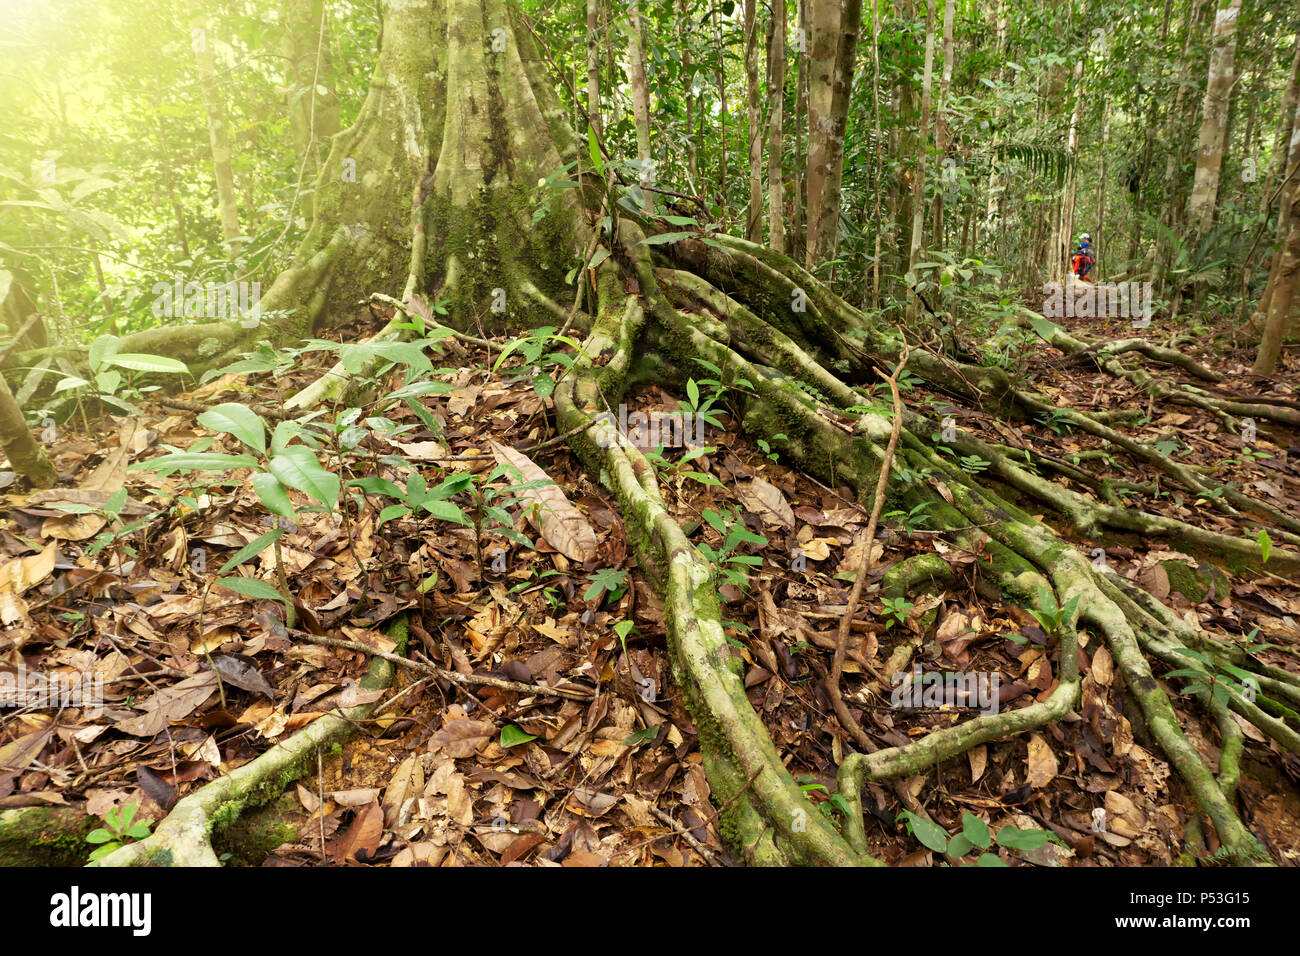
[1071,233,1095,282]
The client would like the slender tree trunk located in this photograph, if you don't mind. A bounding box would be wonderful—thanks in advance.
[627,0,654,212]
[1254,185,1300,375]
[930,0,954,249]
[745,0,763,242]
[154,110,191,260]
[1094,101,1108,277]
[189,4,243,257]
[1186,0,1243,240]
[767,0,787,254]
[869,0,882,308]
[906,0,935,320]
[815,0,863,268]
[282,0,340,171]
[984,0,1008,249]
[793,0,809,259]
[587,0,602,136]
[1060,60,1085,279]
[1261,36,1300,220]
[1161,0,1211,237]
[680,0,698,185]
[805,0,840,269]
[717,9,728,210]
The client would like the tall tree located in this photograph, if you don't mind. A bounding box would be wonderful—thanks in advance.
[1253,183,1300,375]
[1186,0,1243,240]
[586,0,602,136]
[745,0,763,242]
[805,0,863,269]
[767,0,787,254]
[282,0,340,171]
[626,0,654,212]
[189,3,243,257]
[905,0,935,320]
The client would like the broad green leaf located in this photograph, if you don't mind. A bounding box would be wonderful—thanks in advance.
[88,334,119,373]
[215,577,288,605]
[106,353,189,374]
[500,725,537,748]
[682,471,724,487]
[995,826,1050,851]
[348,477,404,499]
[377,504,412,527]
[268,446,339,509]
[103,487,128,518]
[129,452,259,473]
[218,528,284,575]
[621,726,659,747]
[586,125,604,174]
[198,403,266,454]
[252,472,295,519]
[88,843,123,861]
[901,811,950,854]
[54,375,90,393]
[946,833,974,858]
[962,812,992,850]
[421,499,470,526]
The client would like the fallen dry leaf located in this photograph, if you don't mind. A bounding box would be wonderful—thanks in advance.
[490,441,599,562]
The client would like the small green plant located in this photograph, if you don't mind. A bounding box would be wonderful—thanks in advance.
[795,776,852,821]
[130,402,343,628]
[897,810,1058,866]
[54,334,190,416]
[585,567,629,605]
[697,508,767,591]
[1163,648,1297,718]
[492,326,590,399]
[1025,586,1079,636]
[86,801,152,861]
[1036,410,1074,435]
[755,433,787,462]
[1255,528,1272,565]
[959,454,990,475]
[883,502,933,534]
[880,596,915,629]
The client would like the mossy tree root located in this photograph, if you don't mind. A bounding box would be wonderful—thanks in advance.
[552,242,875,866]
[90,639,395,867]
[1021,317,1300,429]
[640,238,1274,863]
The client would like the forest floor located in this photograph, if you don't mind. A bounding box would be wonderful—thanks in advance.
[2,303,1298,866]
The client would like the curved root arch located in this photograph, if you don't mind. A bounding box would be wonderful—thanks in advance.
[547,220,1286,864]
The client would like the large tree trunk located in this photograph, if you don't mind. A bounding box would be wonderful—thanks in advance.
[0,373,55,488]
[92,0,1296,869]
[805,0,862,270]
[1186,0,1243,240]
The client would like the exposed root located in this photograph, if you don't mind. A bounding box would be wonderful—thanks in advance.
[89,638,395,867]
